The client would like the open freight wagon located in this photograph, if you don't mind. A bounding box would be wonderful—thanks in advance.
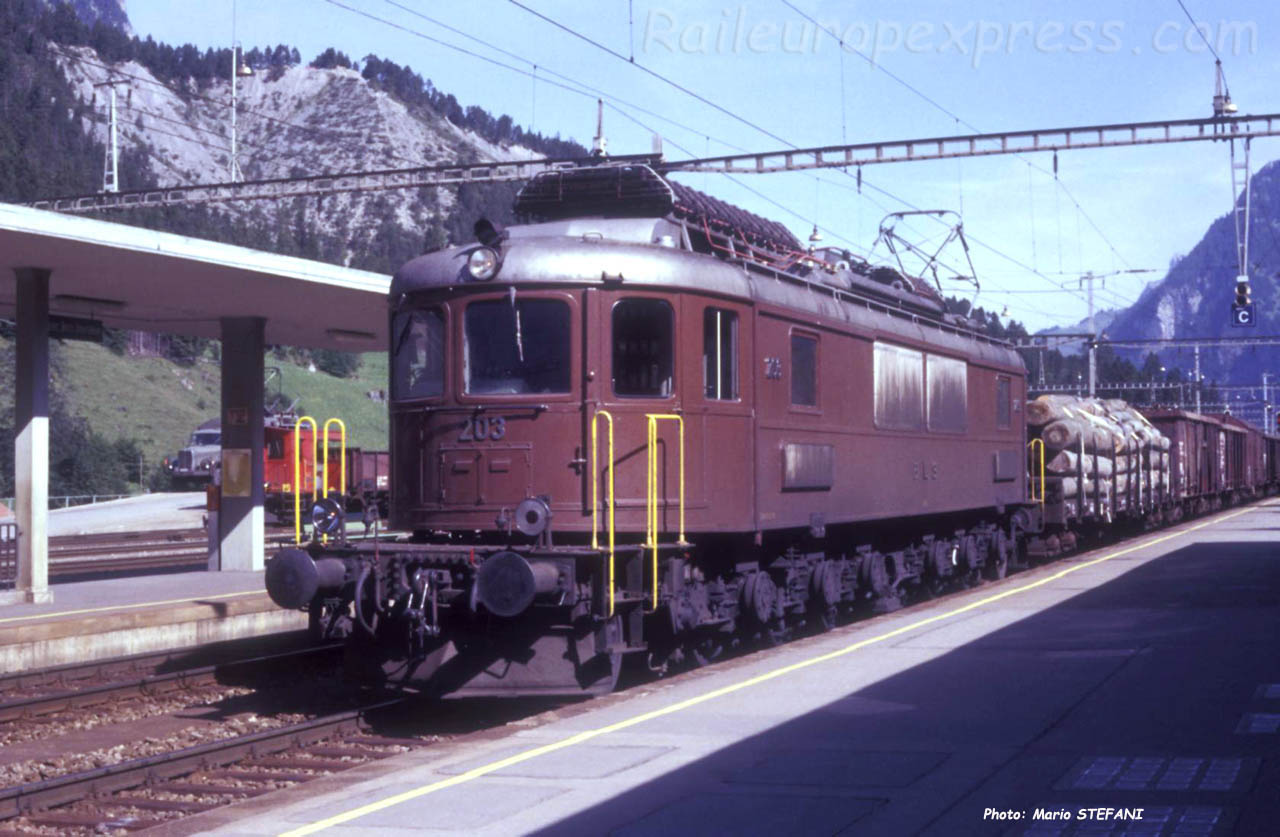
[1025,396,1171,555]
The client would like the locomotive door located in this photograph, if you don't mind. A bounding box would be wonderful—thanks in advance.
[586,291,675,534]
[677,295,754,532]
[587,290,687,537]
[585,290,754,538]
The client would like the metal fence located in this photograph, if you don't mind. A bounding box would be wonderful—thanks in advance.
[0,522,16,591]
[1,494,130,511]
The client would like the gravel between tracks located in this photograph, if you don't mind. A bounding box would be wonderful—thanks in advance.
[0,710,305,787]
[0,685,255,751]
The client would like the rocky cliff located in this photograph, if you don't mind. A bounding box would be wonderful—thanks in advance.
[1104,160,1280,382]
[56,45,541,269]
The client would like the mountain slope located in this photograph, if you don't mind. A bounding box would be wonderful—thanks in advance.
[1105,159,1280,381]
[3,2,587,269]
[55,47,540,269]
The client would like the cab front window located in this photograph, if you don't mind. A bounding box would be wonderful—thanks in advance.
[392,308,445,400]
[464,299,571,394]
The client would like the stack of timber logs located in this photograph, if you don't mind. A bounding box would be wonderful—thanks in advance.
[1027,395,1170,508]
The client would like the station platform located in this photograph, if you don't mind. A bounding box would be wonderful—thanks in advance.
[165,500,1280,837]
[0,570,306,674]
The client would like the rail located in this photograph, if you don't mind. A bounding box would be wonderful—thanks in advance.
[645,413,687,612]
[0,644,341,724]
[1028,438,1045,506]
[46,528,207,576]
[0,696,404,820]
[590,410,616,617]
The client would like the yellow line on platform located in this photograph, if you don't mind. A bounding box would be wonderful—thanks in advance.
[279,502,1271,837]
[0,590,262,625]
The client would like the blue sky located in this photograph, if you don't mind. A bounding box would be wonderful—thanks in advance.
[123,0,1280,331]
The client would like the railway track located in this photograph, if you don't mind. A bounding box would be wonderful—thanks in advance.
[47,528,208,577]
[40,527,401,578]
[0,643,341,724]
[0,698,413,830]
[0,635,582,834]
[0,641,399,833]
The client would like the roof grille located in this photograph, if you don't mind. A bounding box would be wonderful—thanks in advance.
[514,164,674,220]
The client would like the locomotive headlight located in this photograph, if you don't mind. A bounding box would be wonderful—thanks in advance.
[467,247,501,281]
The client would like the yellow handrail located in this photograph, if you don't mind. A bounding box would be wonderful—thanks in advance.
[1027,437,1045,506]
[645,413,686,612]
[322,418,347,546]
[293,416,318,544]
[590,410,616,616]
[322,418,347,501]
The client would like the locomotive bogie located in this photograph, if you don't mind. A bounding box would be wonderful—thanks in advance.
[270,513,1025,694]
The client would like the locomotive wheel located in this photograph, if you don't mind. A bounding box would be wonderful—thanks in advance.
[353,566,380,637]
[859,551,891,598]
[810,561,840,606]
[985,532,1010,580]
[919,542,953,599]
[808,561,841,631]
[741,571,778,628]
[959,536,983,588]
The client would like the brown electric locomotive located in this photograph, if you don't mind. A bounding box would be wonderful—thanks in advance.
[265,164,1046,696]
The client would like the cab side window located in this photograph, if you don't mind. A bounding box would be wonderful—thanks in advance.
[703,308,739,400]
[613,299,674,397]
[790,332,818,407]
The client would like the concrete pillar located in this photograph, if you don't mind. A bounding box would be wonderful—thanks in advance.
[10,268,52,603]
[217,317,265,571]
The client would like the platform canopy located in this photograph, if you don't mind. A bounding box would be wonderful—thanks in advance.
[0,203,390,350]
[0,202,395,604]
